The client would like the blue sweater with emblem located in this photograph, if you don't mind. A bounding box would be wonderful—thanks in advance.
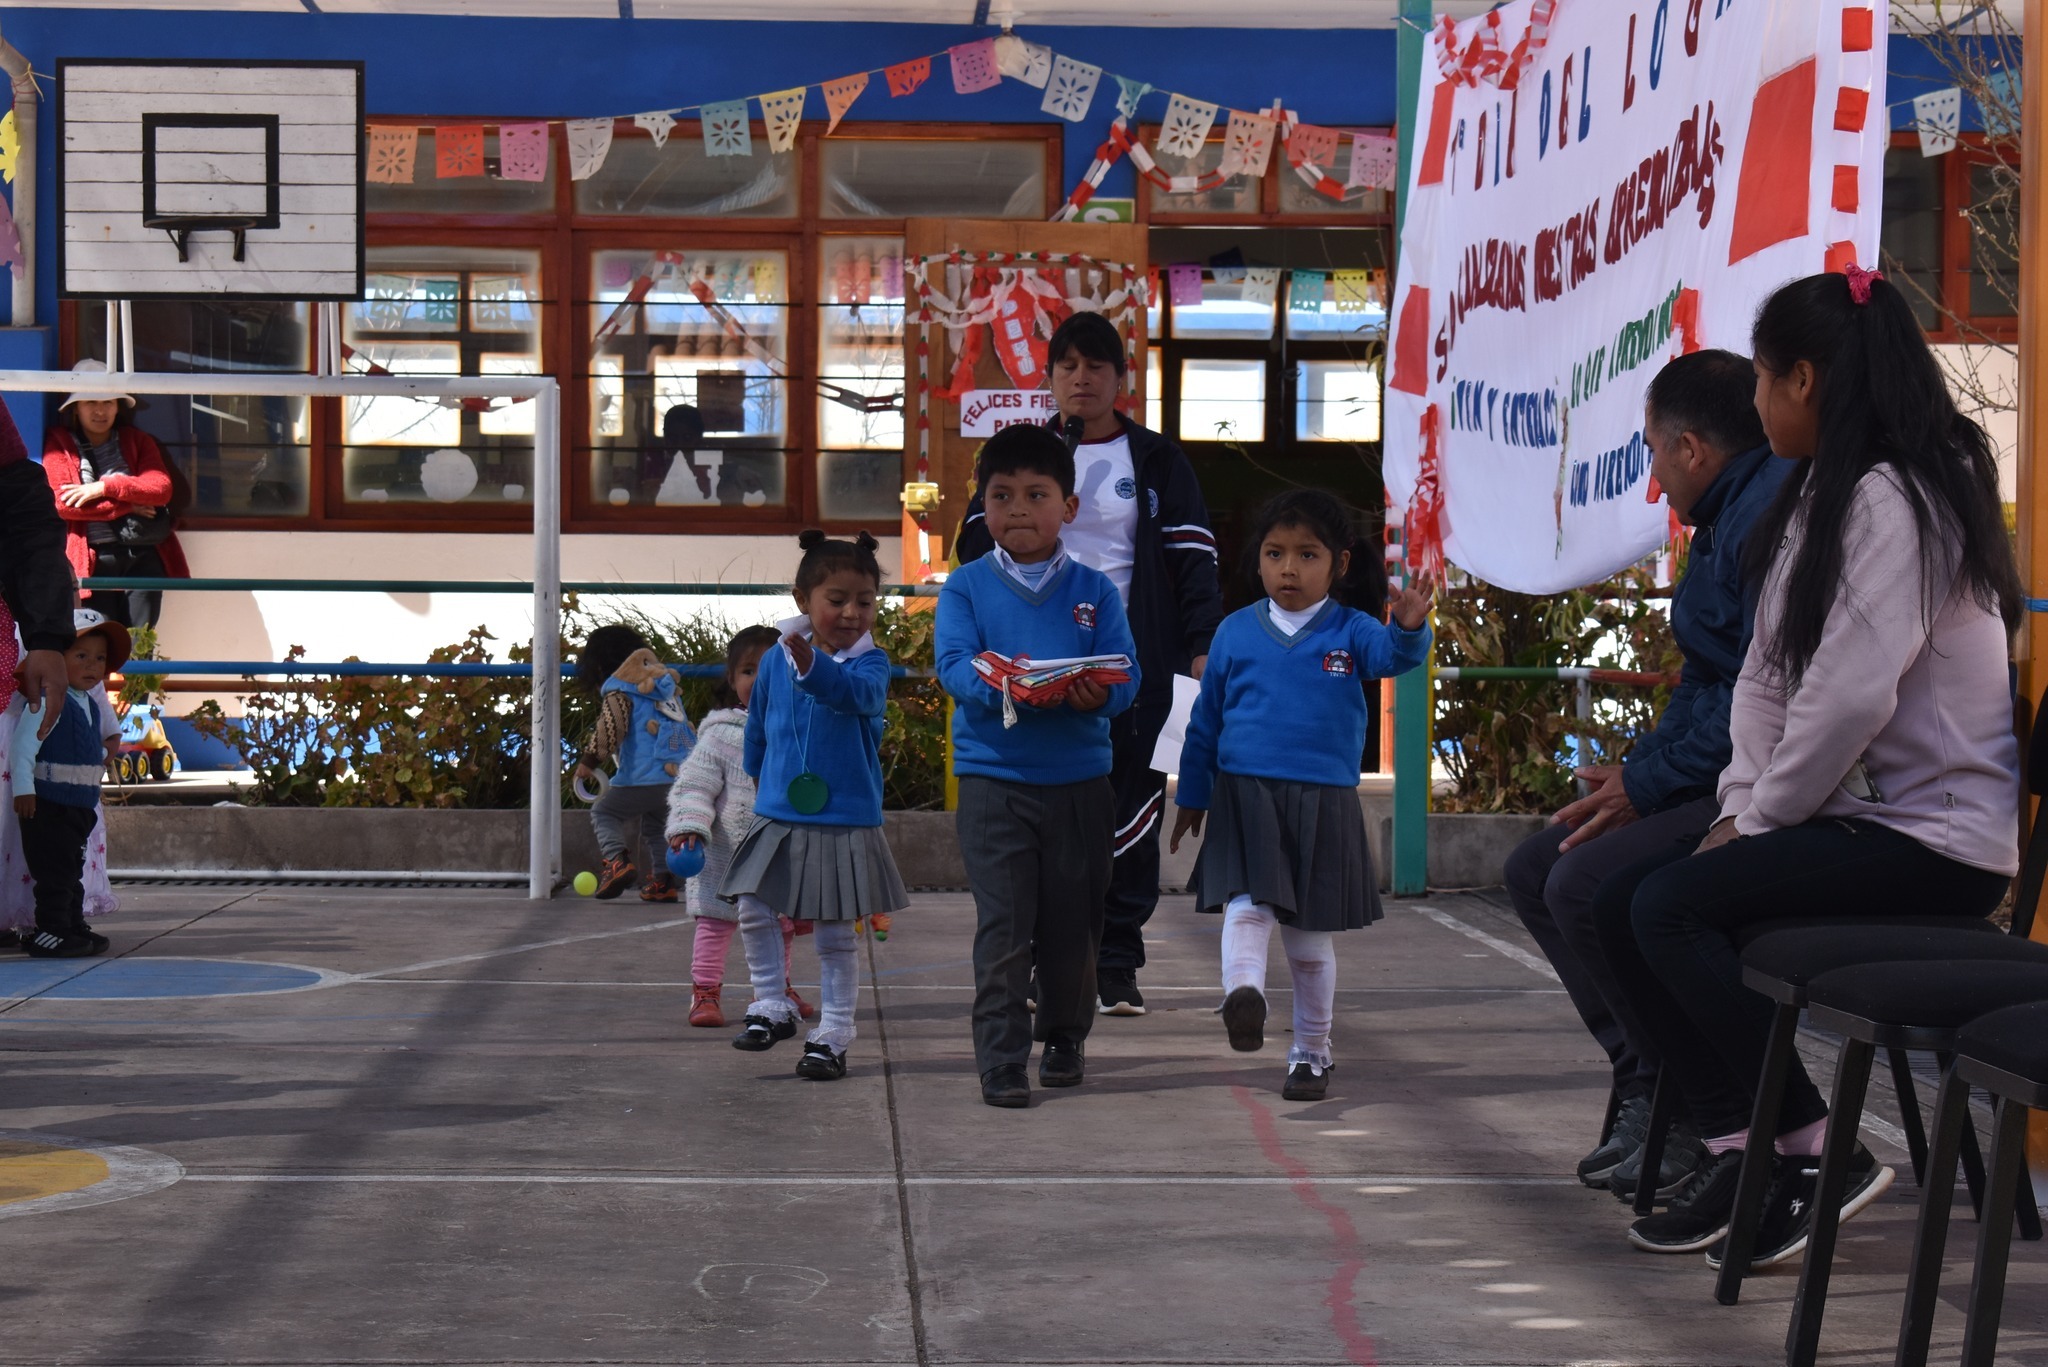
[936,551,1141,785]
[1177,599,1431,810]
[8,688,107,810]
[744,637,891,828]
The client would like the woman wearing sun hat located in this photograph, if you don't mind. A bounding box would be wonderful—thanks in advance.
[40,360,189,628]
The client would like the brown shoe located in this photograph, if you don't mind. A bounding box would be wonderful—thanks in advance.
[688,984,724,1028]
[595,855,635,900]
[640,874,678,903]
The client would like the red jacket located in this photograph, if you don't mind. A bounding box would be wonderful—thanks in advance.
[40,425,191,582]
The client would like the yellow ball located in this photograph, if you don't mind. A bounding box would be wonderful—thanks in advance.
[572,870,598,897]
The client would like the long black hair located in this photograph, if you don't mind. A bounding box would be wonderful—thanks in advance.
[794,528,883,593]
[1745,271,2021,691]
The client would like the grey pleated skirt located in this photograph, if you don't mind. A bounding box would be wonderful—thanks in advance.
[719,817,909,923]
[1191,771,1380,931]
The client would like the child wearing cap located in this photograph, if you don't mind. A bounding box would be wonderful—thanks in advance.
[7,611,128,957]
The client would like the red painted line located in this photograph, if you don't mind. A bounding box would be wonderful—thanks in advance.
[1230,1084,1379,1367]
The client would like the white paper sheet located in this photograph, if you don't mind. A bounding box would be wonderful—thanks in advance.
[1148,673,1202,775]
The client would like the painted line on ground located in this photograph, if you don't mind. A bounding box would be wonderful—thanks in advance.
[180,1172,1579,1187]
[0,1131,184,1219]
[353,916,698,980]
[1410,906,1562,982]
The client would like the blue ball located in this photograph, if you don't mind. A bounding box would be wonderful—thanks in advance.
[666,843,707,879]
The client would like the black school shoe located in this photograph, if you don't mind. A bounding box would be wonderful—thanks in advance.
[1221,986,1266,1052]
[1281,1061,1331,1101]
[732,1014,798,1052]
[1627,1148,1744,1253]
[23,929,93,959]
[1097,968,1146,1016]
[1704,1144,1896,1271]
[1579,1094,1652,1187]
[795,1041,847,1081]
[981,1064,1030,1108]
[1039,1038,1084,1088]
[1610,1129,1710,1205]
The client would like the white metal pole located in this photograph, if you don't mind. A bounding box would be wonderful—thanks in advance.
[529,380,563,900]
[119,302,135,375]
[103,302,119,369]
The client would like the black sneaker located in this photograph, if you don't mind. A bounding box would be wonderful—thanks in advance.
[1628,1148,1744,1253]
[79,928,110,956]
[794,1041,847,1081]
[1579,1094,1652,1187]
[1039,1039,1084,1088]
[0,928,21,951]
[981,1063,1030,1108]
[1097,968,1146,1016]
[1220,985,1266,1052]
[1705,1144,1897,1271]
[731,1014,797,1052]
[23,929,92,959]
[1281,1061,1330,1101]
[1610,1130,1709,1205]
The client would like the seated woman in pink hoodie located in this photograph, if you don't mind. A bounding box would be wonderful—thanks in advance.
[1594,267,2024,1260]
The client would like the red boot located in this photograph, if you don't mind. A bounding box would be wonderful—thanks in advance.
[595,855,636,900]
[689,984,725,1028]
[787,983,818,1021]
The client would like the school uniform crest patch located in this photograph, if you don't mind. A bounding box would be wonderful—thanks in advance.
[1114,476,1137,500]
[1322,649,1354,676]
[1074,602,1097,628]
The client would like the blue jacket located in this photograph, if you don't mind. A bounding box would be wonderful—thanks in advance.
[8,688,105,810]
[744,637,890,828]
[599,671,697,787]
[936,551,1141,785]
[1178,599,1431,809]
[1621,444,1792,814]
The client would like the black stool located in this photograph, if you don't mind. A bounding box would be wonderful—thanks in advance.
[1781,957,2048,1366]
[1896,999,2048,1367]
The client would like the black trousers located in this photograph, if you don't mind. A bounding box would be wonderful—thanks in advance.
[1501,796,1718,1103]
[1100,696,1171,972]
[85,544,167,629]
[1596,817,2010,1139]
[18,800,96,938]
[959,774,1113,1073]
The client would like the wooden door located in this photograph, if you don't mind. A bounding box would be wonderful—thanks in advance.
[899,218,1149,581]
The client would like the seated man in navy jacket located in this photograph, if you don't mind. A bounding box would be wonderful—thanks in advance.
[1502,349,1788,1198]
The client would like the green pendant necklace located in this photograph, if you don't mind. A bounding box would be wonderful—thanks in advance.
[786,659,829,815]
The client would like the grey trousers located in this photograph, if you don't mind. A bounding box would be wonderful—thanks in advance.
[958,774,1114,1074]
[591,781,671,870]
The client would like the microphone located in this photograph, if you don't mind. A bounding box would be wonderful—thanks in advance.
[1061,414,1085,452]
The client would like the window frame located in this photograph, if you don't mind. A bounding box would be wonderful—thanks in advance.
[1886,129,2020,346]
[1136,122,1395,228]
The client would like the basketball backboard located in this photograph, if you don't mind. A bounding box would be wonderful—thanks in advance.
[57,59,364,301]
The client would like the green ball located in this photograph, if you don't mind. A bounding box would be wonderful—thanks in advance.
[572,870,598,897]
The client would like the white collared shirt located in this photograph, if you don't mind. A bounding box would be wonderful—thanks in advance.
[776,613,876,679]
[990,540,1068,592]
[1266,598,1329,637]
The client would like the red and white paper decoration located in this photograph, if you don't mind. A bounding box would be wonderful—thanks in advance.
[1220,109,1277,178]
[823,73,869,133]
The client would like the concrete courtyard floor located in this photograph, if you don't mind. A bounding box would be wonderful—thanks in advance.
[0,884,2043,1367]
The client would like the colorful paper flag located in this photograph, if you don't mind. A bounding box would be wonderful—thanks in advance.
[1208,248,1247,286]
[1914,87,1962,157]
[950,38,1002,95]
[1166,263,1204,309]
[634,111,678,148]
[995,35,1053,87]
[1041,55,1103,123]
[1347,132,1398,190]
[1220,109,1277,178]
[1158,94,1220,160]
[823,72,869,133]
[436,125,485,179]
[701,100,751,158]
[366,125,419,185]
[886,57,931,98]
[1242,266,1281,307]
[1114,76,1154,120]
[497,122,549,182]
[0,111,18,185]
[423,278,460,325]
[1333,269,1376,313]
[760,87,807,154]
[0,193,23,282]
[566,118,614,180]
[1289,269,1327,312]
[1288,123,1340,171]
[1982,68,2021,138]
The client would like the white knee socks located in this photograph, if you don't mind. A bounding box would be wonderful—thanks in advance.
[1221,895,1337,1068]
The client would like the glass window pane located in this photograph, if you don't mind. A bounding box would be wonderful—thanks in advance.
[1296,360,1382,443]
[1286,270,1388,339]
[364,128,556,215]
[1276,135,1393,217]
[1880,147,1945,331]
[1967,161,2018,319]
[76,300,312,518]
[1145,135,1261,217]
[1168,274,1277,340]
[821,139,1045,219]
[1179,358,1265,443]
[1145,349,1164,434]
[342,246,544,508]
[587,247,789,510]
[817,451,901,522]
[574,129,798,217]
[818,236,907,452]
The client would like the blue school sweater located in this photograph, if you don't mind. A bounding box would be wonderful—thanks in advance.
[936,551,1141,785]
[744,636,890,828]
[1176,599,1431,809]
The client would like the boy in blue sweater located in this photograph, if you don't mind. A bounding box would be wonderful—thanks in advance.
[937,424,1140,1108]
[9,611,128,958]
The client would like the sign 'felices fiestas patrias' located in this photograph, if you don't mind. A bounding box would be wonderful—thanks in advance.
[1383,0,1886,594]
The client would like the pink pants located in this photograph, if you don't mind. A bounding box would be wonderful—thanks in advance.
[692,915,796,989]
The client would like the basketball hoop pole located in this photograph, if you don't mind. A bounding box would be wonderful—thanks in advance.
[0,368,565,899]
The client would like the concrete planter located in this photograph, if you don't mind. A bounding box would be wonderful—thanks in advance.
[105,802,1542,891]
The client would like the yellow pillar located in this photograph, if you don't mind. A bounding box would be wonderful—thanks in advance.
[2019,0,2046,1169]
